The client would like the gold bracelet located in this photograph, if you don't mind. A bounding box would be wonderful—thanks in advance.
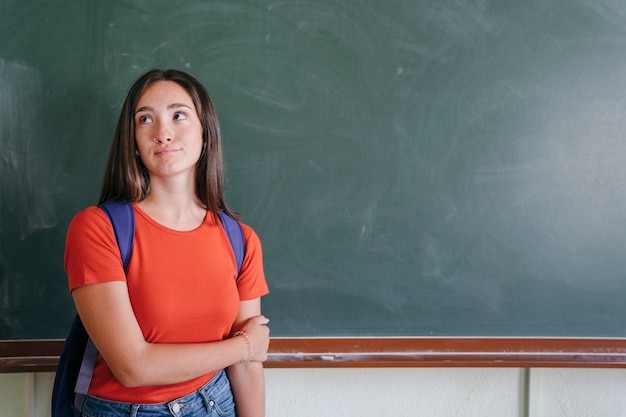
[233,330,254,363]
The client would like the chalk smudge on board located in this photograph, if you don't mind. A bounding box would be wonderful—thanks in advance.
[0,60,57,240]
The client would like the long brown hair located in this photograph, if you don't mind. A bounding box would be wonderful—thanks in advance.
[99,69,237,220]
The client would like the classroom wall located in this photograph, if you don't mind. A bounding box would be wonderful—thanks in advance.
[3,367,626,417]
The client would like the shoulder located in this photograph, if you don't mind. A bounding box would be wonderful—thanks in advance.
[238,221,262,249]
[69,206,110,230]
[70,205,110,224]
[66,205,119,251]
[234,220,264,267]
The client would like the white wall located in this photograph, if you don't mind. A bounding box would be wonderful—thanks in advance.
[528,368,626,417]
[265,368,524,417]
[0,372,33,417]
[3,368,626,417]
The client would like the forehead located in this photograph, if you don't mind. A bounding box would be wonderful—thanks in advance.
[136,80,196,110]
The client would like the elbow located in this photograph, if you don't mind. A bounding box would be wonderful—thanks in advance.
[115,373,144,389]
[111,367,143,389]
[108,359,151,388]
[102,342,157,388]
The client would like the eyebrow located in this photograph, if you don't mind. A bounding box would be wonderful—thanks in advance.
[135,103,194,115]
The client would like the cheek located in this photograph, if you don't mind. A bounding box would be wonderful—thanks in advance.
[134,133,149,153]
[188,128,205,157]
[191,140,204,163]
[135,139,149,157]
[135,125,153,141]
[135,138,154,162]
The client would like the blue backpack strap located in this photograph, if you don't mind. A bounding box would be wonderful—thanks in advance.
[72,339,97,411]
[73,200,135,411]
[99,200,135,270]
[218,211,245,277]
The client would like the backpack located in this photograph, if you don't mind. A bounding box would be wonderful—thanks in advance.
[52,200,245,417]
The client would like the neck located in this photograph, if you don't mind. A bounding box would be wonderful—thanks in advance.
[138,180,206,231]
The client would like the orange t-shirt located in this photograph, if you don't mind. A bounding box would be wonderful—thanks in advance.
[64,204,269,403]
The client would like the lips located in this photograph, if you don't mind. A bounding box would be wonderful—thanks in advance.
[154,147,181,155]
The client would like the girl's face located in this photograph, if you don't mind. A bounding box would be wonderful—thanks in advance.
[134,81,203,182]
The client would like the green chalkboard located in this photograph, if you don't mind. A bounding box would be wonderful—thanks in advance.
[2,0,626,340]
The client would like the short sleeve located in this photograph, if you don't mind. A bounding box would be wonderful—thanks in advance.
[236,223,269,300]
[64,206,127,292]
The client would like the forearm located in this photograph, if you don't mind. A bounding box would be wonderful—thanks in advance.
[115,335,249,388]
[226,361,265,417]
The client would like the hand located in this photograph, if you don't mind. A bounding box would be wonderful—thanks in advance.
[237,315,270,362]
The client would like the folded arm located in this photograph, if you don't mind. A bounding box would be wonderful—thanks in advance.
[72,282,269,388]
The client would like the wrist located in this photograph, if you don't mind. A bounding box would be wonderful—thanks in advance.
[233,330,254,363]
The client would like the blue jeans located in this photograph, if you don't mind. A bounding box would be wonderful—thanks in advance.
[82,370,236,417]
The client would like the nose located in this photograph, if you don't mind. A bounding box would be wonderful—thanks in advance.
[153,121,173,143]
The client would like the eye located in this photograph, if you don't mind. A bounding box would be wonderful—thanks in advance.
[173,112,188,121]
[137,115,152,124]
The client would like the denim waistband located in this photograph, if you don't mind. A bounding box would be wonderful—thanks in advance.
[82,370,234,417]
